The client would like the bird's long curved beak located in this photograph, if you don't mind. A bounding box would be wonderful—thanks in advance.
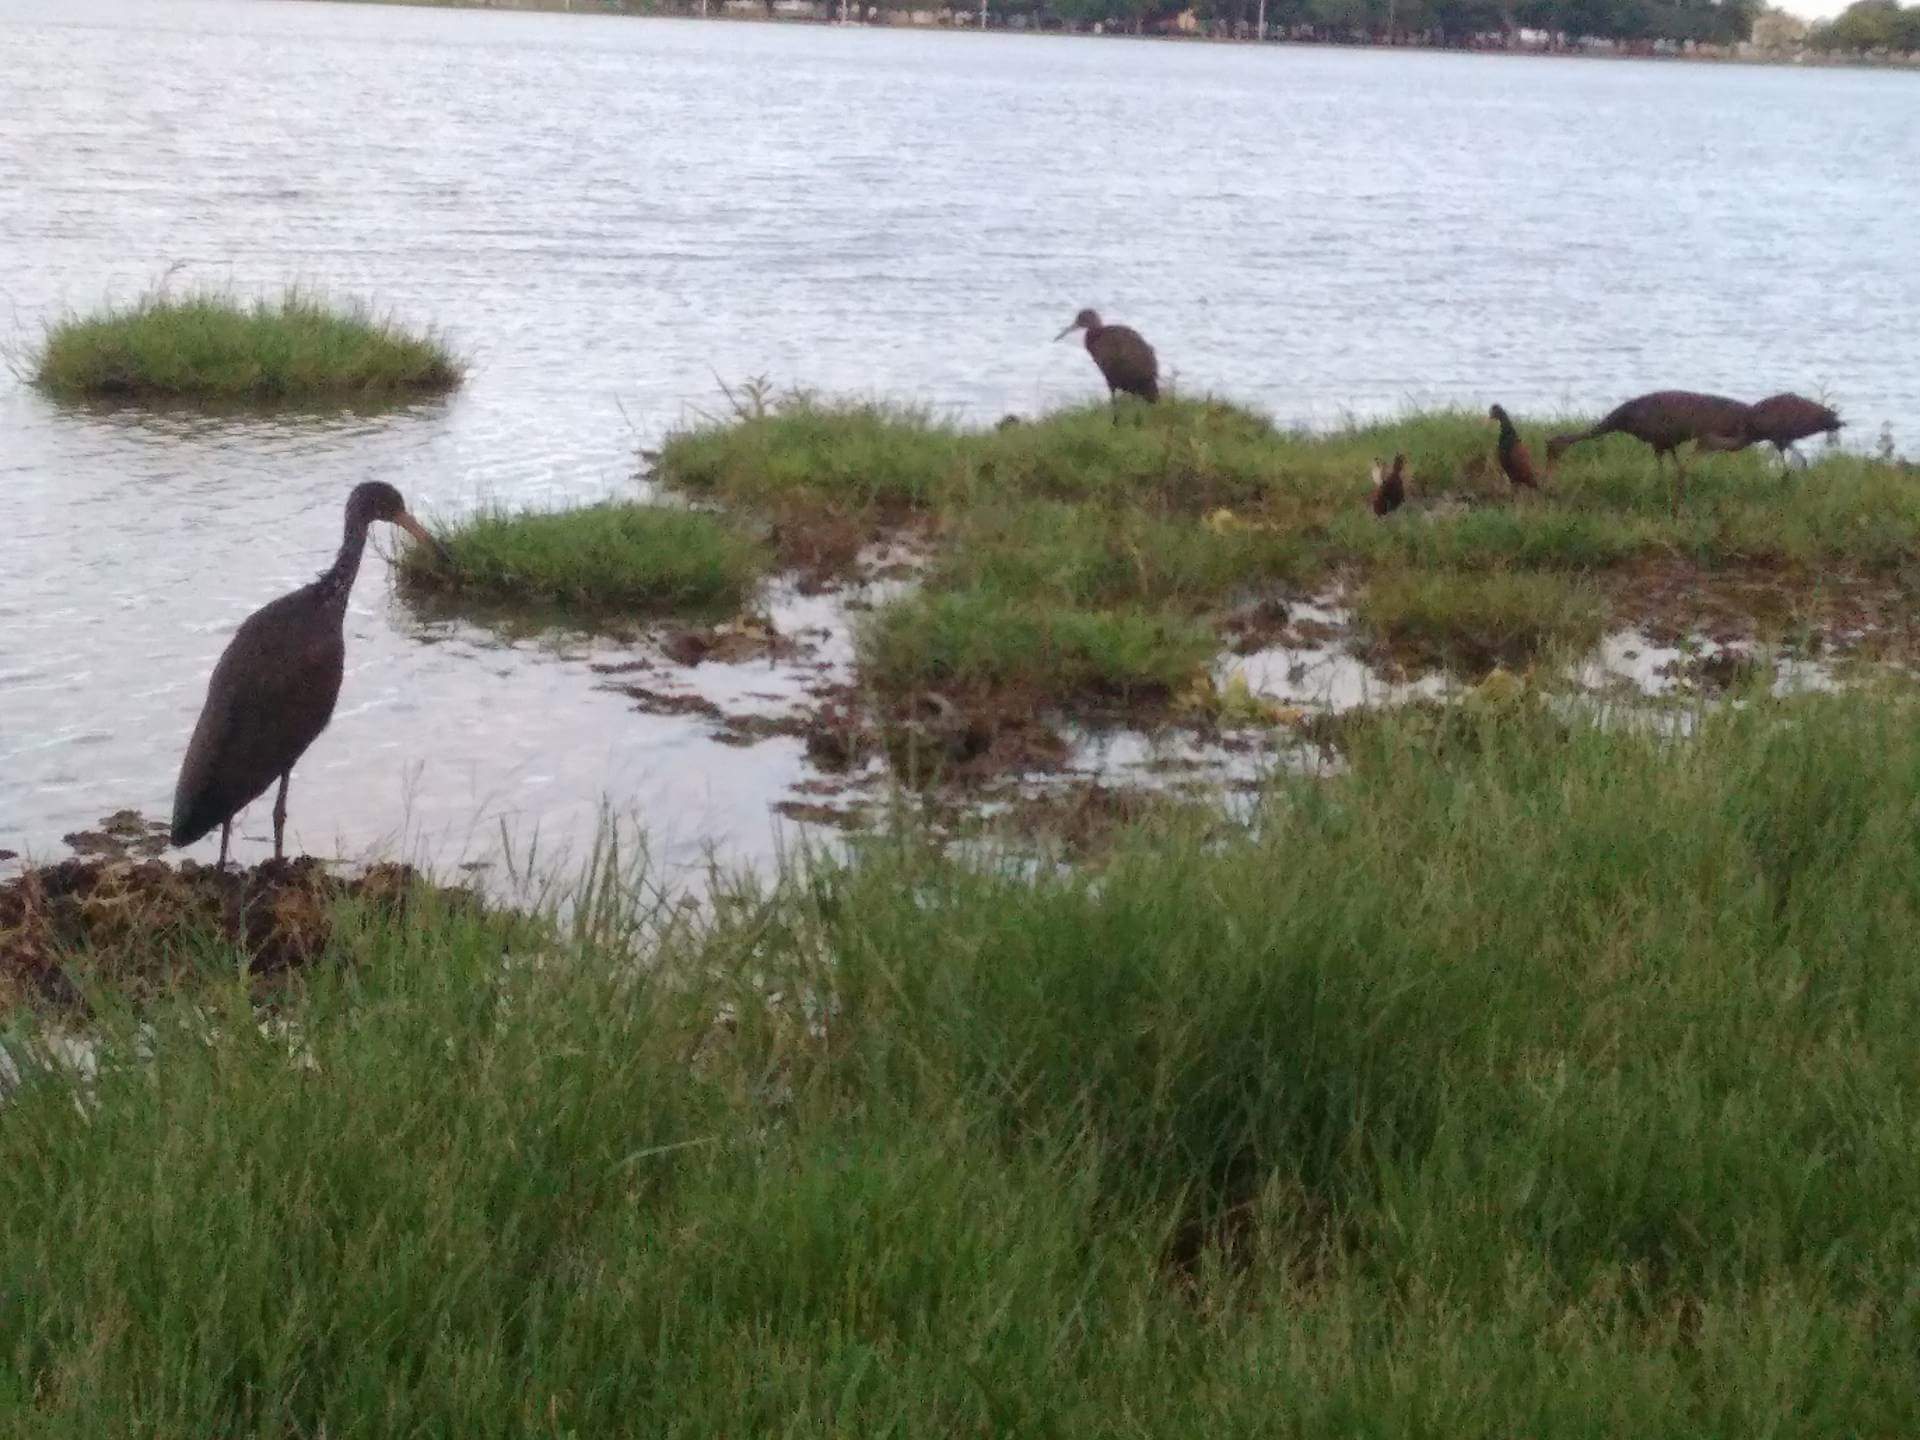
[1053,324,1078,342]
[395,510,453,566]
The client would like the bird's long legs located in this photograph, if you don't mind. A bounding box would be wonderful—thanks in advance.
[272,772,290,862]
[218,820,231,870]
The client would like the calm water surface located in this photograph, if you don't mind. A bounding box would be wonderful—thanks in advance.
[3,0,1916,877]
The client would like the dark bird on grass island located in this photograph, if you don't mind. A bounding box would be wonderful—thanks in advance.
[1741,393,1844,467]
[1488,405,1543,493]
[1370,453,1407,516]
[1545,390,1752,516]
[1055,309,1159,415]
[171,481,450,868]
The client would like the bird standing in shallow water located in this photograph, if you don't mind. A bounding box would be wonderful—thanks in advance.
[1488,405,1542,494]
[171,481,449,867]
[1370,453,1407,516]
[1055,309,1159,420]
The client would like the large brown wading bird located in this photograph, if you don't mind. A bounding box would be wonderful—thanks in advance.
[1370,453,1407,516]
[1488,404,1543,493]
[1742,392,1844,467]
[1055,308,1159,419]
[171,481,450,867]
[1545,390,1752,516]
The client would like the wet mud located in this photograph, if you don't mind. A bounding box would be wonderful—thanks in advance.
[0,834,469,1013]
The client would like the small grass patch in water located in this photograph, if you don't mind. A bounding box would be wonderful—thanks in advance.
[1354,569,1608,674]
[861,587,1215,702]
[398,502,766,616]
[29,287,463,401]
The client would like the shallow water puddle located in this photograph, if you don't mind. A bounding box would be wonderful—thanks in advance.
[7,562,1907,896]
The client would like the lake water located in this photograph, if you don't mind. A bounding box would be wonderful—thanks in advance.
[2,0,1916,881]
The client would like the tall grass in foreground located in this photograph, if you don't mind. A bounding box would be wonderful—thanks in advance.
[8,691,1920,1432]
[30,289,462,401]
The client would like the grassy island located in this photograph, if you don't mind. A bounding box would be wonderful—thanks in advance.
[398,501,766,616]
[30,289,463,402]
[653,394,1918,701]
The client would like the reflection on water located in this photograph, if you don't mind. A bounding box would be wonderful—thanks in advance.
[3,0,1918,876]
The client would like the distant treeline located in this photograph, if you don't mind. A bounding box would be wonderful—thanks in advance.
[1809,0,1920,50]
[1064,0,1757,44]
[588,0,1919,54]
[636,0,1764,47]
[1185,0,1920,47]
[1082,0,1758,43]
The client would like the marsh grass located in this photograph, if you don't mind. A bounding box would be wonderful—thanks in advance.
[30,288,462,401]
[1354,569,1609,671]
[7,693,1920,1432]
[398,502,766,615]
[861,587,1216,700]
[655,393,1919,699]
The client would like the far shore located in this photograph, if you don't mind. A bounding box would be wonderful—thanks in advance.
[316,0,1920,72]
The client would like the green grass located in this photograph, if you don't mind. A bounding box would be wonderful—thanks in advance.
[8,691,1920,1431]
[651,392,1920,701]
[30,288,463,401]
[397,501,766,615]
[861,587,1216,700]
[941,499,1309,608]
[661,394,967,514]
[1354,568,1609,670]
[656,393,1919,574]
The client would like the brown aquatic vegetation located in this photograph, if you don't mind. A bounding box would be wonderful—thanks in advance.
[0,852,466,1013]
[610,682,730,722]
[771,797,873,829]
[1602,560,1920,659]
[792,685,1072,785]
[658,614,801,667]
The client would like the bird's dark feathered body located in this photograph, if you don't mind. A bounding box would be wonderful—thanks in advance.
[1057,308,1158,406]
[1085,324,1158,402]
[1488,405,1541,491]
[171,481,445,863]
[1546,390,1753,516]
[1371,454,1406,516]
[171,585,349,850]
[1546,390,1751,466]
[1743,393,1843,458]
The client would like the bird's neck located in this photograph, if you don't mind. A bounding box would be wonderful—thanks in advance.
[1497,418,1520,449]
[313,519,372,610]
[1082,325,1104,351]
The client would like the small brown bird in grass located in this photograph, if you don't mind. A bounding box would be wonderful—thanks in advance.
[1488,405,1542,493]
[1742,393,1844,468]
[1055,308,1159,420]
[1370,453,1407,515]
[171,481,450,868]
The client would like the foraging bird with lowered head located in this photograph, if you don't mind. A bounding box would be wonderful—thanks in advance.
[1055,309,1159,417]
[1488,405,1543,493]
[1546,390,1751,516]
[1370,453,1407,516]
[171,481,450,867]
[1741,393,1844,467]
